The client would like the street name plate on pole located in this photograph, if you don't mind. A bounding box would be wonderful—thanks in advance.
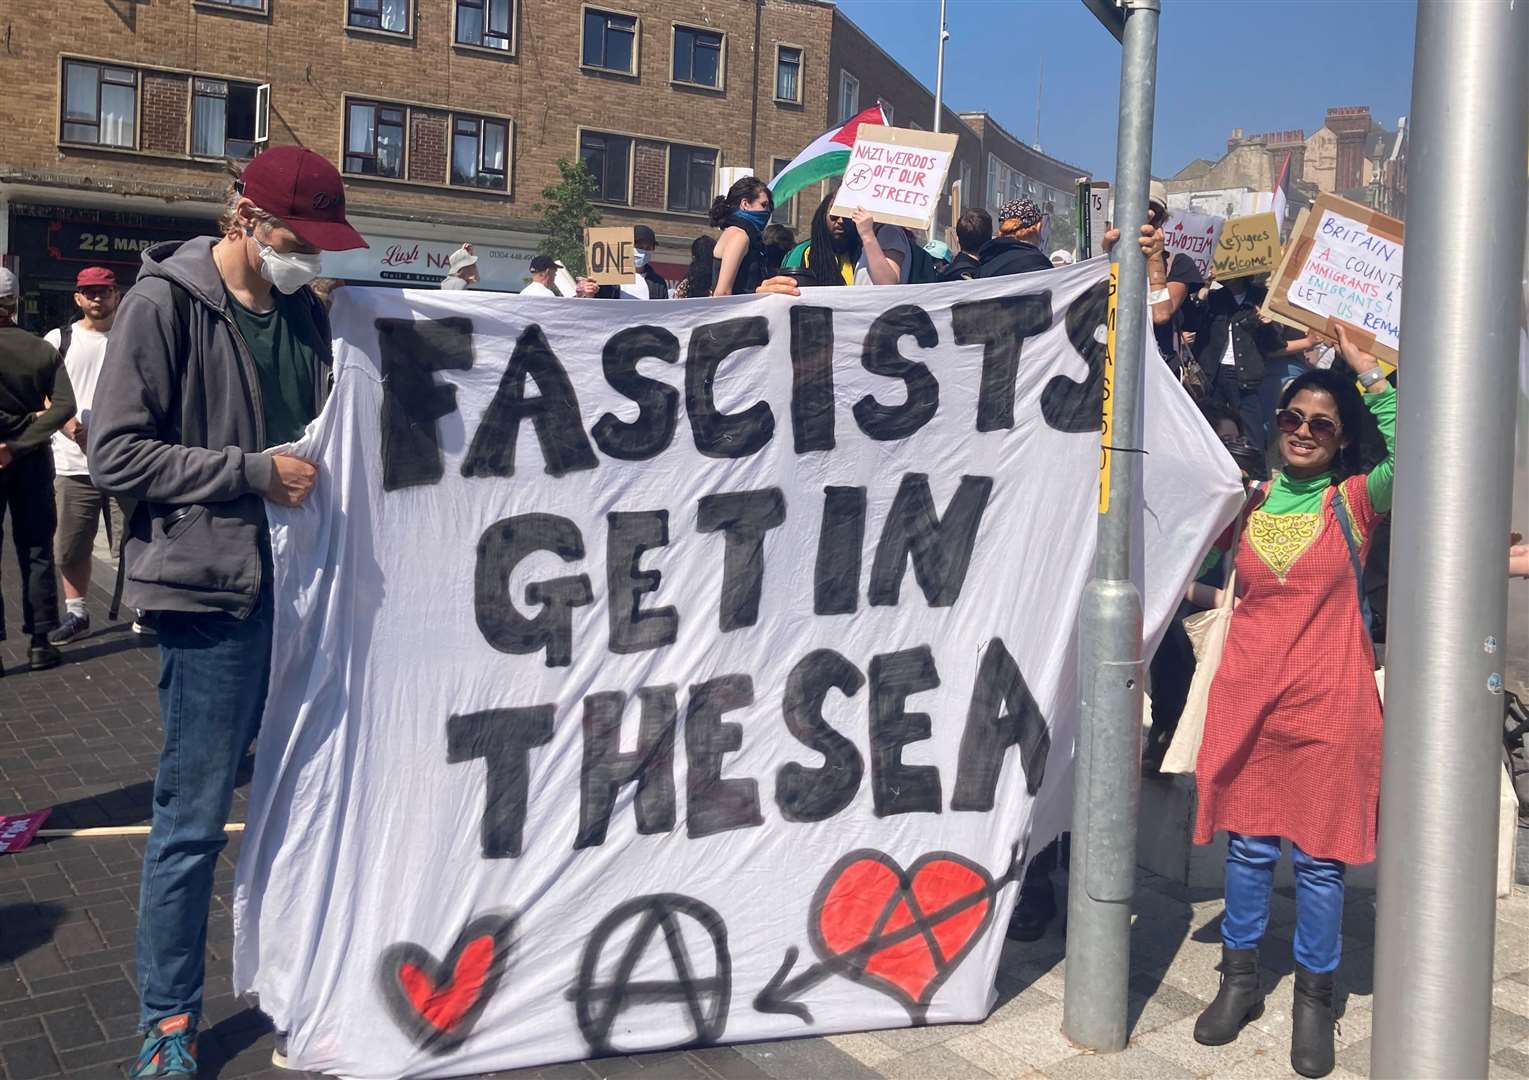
[1371,2,1529,1076]
[1063,0,1159,1054]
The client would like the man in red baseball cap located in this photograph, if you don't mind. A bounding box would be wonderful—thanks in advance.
[44,266,127,648]
[88,145,365,1079]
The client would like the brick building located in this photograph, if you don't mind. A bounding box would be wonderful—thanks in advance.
[0,0,1089,329]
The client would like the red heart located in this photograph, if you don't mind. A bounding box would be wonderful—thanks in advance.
[379,913,515,1053]
[812,851,995,1009]
[398,935,494,1033]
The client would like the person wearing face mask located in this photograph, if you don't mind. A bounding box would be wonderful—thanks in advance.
[710,176,774,296]
[1188,326,1394,1079]
[590,225,670,299]
[440,243,480,290]
[87,145,367,1080]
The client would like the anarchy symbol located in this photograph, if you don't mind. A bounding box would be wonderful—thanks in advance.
[572,894,731,1055]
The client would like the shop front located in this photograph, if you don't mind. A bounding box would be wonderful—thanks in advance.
[321,229,541,292]
[5,201,218,333]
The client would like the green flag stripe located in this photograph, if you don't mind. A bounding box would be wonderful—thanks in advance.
[770,150,851,208]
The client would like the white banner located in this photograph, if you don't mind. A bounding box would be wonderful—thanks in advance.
[232,262,1241,1078]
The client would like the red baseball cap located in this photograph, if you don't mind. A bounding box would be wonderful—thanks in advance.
[237,145,368,252]
[75,267,117,289]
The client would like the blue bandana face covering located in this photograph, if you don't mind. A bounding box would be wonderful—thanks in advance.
[735,208,771,230]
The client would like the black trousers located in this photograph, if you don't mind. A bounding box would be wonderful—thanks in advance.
[0,449,60,640]
[1211,364,1267,452]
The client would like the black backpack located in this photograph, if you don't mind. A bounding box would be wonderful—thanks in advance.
[904,235,939,284]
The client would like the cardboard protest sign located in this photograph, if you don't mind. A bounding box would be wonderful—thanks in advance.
[234,268,1240,1078]
[1211,213,1281,281]
[1266,192,1404,364]
[1085,181,1111,259]
[584,227,635,286]
[829,124,959,231]
[1162,209,1225,279]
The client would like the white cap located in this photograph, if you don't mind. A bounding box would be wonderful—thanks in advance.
[446,244,479,276]
[1050,249,1075,266]
[0,267,17,300]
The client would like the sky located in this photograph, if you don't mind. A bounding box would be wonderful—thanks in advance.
[834,0,1418,180]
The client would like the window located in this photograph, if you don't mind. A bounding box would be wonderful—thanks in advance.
[580,131,631,204]
[192,78,267,159]
[667,144,716,214]
[877,98,893,125]
[199,0,267,10]
[838,71,859,124]
[452,115,509,190]
[672,25,722,88]
[775,46,801,103]
[583,8,637,74]
[62,61,137,148]
[987,154,1029,213]
[770,157,795,226]
[344,100,405,178]
[348,0,409,33]
[456,0,513,51]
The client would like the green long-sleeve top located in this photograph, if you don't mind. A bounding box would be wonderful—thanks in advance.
[0,326,77,458]
[1257,384,1397,514]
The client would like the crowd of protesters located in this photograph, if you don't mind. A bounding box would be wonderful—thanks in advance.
[1,144,1525,1080]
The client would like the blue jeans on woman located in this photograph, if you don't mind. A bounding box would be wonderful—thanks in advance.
[135,590,273,1031]
[1221,832,1346,972]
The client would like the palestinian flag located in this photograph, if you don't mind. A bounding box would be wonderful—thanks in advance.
[769,105,889,206]
[1271,152,1292,238]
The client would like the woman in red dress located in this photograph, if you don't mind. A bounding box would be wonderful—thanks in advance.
[1190,326,1395,1079]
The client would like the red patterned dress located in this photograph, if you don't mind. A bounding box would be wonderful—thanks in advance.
[1194,387,1395,865]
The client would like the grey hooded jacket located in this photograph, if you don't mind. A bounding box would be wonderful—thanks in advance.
[88,236,331,618]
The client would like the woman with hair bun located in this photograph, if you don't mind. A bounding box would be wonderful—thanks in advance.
[709,176,772,296]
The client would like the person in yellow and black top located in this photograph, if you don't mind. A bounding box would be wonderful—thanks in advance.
[777,191,908,287]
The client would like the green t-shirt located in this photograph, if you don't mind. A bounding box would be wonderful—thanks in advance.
[225,289,323,448]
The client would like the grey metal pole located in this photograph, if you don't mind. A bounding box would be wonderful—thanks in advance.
[932,0,948,134]
[1061,0,1158,1053]
[1371,2,1529,1077]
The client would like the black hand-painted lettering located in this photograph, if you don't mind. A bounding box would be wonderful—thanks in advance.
[572,894,731,1055]
[685,674,764,838]
[447,706,555,858]
[375,317,473,492]
[951,638,1051,810]
[868,646,942,816]
[696,489,786,632]
[789,305,836,453]
[853,304,939,441]
[1043,278,1109,433]
[576,687,679,849]
[606,510,678,654]
[776,650,865,822]
[813,486,866,616]
[869,474,994,608]
[474,514,591,667]
[686,317,775,458]
[592,325,681,460]
[461,324,597,478]
[951,295,1053,431]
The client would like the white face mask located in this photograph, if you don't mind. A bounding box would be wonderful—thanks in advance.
[248,228,323,295]
[440,275,470,291]
[632,249,652,270]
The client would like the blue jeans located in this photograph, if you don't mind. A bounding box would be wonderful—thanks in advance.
[1212,366,1268,452]
[1221,832,1346,973]
[136,590,273,1031]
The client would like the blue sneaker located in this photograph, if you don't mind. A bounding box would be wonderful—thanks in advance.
[128,1013,198,1078]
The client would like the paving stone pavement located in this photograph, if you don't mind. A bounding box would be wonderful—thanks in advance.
[3,553,1529,1079]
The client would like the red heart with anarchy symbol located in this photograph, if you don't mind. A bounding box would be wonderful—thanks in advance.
[378,913,516,1054]
[809,850,996,1011]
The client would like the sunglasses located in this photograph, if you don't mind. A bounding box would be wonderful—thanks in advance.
[1275,408,1340,442]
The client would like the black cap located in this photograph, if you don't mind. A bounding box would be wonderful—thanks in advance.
[529,254,557,272]
[633,225,657,247]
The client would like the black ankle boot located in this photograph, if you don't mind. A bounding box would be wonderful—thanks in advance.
[1291,965,1336,1078]
[1193,946,1264,1045]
